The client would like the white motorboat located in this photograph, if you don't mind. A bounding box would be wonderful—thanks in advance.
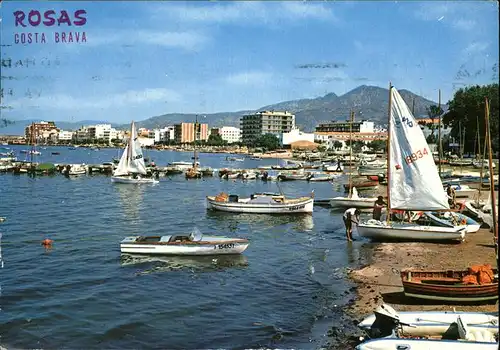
[356,338,497,350]
[330,187,378,209]
[357,86,466,242]
[63,164,87,176]
[111,121,159,185]
[206,192,314,214]
[120,231,249,256]
[473,159,496,169]
[356,304,498,349]
[241,172,257,180]
[308,173,341,182]
[359,304,499,338]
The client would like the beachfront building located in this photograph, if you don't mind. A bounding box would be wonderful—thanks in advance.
[154,126,175,144]
[25,121,59,143]
[240,110,295,144]
[174,122,209,144]
[211,126,241,144]
[281,127,315,147]
[87,124,119,143]
[58,130,74,142]
[315,119,375,133]
[314,119,386,150]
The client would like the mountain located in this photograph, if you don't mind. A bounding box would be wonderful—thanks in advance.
[129,85,441,131]
[1,85,443,135]
[0,120,114,136]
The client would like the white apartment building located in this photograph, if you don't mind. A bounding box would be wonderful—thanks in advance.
[87,124,119,142]
[281,127,314,146]
[58,130,74,141]
[74,126,89,142]
[154,126,175,143]
[217,126,241,144]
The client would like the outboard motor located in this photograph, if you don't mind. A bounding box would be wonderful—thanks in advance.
[369,304,400,338]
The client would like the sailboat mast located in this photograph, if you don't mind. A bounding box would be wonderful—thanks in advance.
[127,122,133,169]
[193,116,198,169]
[349,110,353,197]
[438,89,442,177]
[484,98,498,257]
[386,82,392,223]
[478,126,488,202]
[30,122,35,164]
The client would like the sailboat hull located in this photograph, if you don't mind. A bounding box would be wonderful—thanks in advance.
[356,220,466,241]
[111,176,158,184]
[329,197,377,208]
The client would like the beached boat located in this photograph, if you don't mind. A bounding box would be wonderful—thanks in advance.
[63,164,87,176]
[422,212,481,233]
[356,304,498,350]
[444,183,478,198]
[400,267,498,302]
[358,304,499,338]
[111,121,159,184]
[330,187,378,209]
[343,181,379,192]
[120,231,249,256]
[357,86,466,242]
[206,192,314,214]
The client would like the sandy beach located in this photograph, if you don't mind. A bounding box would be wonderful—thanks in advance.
[331,184,498,348]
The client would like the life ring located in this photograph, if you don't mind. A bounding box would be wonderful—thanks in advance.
[461,218,467,225]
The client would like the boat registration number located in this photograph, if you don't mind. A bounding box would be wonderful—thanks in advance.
[288,205,305,211]
[215,243,235,249]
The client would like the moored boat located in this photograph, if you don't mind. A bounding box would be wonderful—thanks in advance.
[206,192,314,214]
[330,187,378,209]
[120,231,249,256]
[400,266,498,302]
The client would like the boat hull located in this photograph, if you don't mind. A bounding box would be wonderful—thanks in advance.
[356,220,466,241]
[111,176,159,184]
[329,197,377,208]
[356,338,498,350]
[121,236,249,255]
[359,310,499,337]
[401,269,499,302]
[206,197,314,214]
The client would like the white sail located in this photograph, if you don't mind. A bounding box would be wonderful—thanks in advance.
[389,87,449,211]
[113,121,147,176]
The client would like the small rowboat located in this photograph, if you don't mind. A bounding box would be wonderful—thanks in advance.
[400,268,498,302]
[120,232,249,256]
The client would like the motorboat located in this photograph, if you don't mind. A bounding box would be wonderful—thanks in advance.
[120,230,249,256]
[206,192,314,214]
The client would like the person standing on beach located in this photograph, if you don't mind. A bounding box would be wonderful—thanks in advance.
[343,208,360,241]
[372,196,387,221]
[446,184,456,208]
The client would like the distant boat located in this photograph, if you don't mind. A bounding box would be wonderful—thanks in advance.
[120,230,249,256]
[51,152,60,155]
[111,121,159,184]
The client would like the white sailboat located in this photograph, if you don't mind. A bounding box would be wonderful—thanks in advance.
[111,121,159,184]
[356,86,465,241]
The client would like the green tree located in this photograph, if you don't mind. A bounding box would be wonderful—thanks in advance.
[351,140,365,152]
[367,140,386,152]
[207,133,226,146]
[333,140,343,150]
[442,84,499,154]
[255,133,280,151]
[425,105,444,139]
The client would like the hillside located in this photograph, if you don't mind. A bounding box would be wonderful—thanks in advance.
[1,85,442,135]
[130,85,440,131]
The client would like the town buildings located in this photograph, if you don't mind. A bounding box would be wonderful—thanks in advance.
[240,111,295,144]
[25,121,59,143]
[211,126,241,144]
[174,122,209,143]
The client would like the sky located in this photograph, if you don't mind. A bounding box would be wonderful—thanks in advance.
[0,1,498,124]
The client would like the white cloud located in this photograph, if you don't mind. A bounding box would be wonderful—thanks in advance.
[463,41,490,56]
[413,2,478,31]
[225,71,273,85]
[9,88,182,110]
[153,2,337,25]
